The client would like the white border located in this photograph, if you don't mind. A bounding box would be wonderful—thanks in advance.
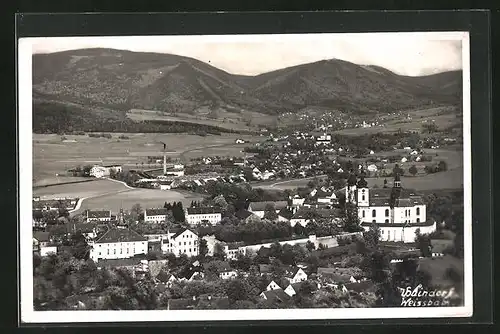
[19,31,473,323]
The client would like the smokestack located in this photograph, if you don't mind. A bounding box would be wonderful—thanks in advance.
[163,143,167,175]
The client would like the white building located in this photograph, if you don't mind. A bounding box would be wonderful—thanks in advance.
[89,228,148,262]
[144,208,170,224]
[86,210,111,223]
[161,228,199,257]
[185,207,222,226]
[90,165,122,178]
[345,173,435,243]
[284,267,308,284]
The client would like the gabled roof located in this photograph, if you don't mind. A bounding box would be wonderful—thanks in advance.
[186,207,222,215]
[87,210,111,218]
[95,228,147,244]
[33,231,50,242]
[278,208,294,220]
[172,228,197,239]
[234,209,254,220]
[261,288,292,303]
[248,201,288,212]
[284,266,302,278]
[145,208,169,216]
[156,271,176,283]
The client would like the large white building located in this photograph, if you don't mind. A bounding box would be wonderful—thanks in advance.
[144,208,170,224]
[247,201,289,218]
[89,228,148,262]
[86,210,112,223]
[185,207,222,226]
[160,228,199,257]
[345,173,436,243]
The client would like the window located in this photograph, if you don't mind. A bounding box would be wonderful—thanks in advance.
[372,210,376,217]
[189,241,191,245]
[385,209,389,217]
[417,218,420,223]
[385,219,389,223]
[179,242,181,246]
[127,248,129,254]
[416,207,420,215]
[99,252,101,256]
[114,249,116,255]
[388,230,391,239]
[120,249,122,254]
[362,210,365,218]
[189,248,191,252]
[184,242,186,245]
[381,230,384,235]
[194,248,197,253]
[362,195,365,201]
[107,249,110,255]
[372,220,376,223]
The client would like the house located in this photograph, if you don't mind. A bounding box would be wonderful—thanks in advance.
[90,165,122,178]
[89,228,148,262]
[144,208,170,224]
[219,268,238,280]
[430,239,454,257]
[67,222,98,241]
[226,242,246,260]
[289,209,312,227]
[161,228,199,257]
[234,209,257,223]
[86,210,111,223]
[188,271,205,281]
[367,164,378,173]
[259,288,292,304]
[401,157,408,163]
[291,195,306,207]
[185,207,222,226]
[369,150,375,155]
[33,231,51,248]
[277,208,294,222]
[95,258,146,271]
[248,201,289,218]
[345,173,436,243]
[344,280,375,293]
[235,139,245,144]
[284,267,308,284]
[284,281,319,297]
[159,182,173,190]
[317,268,357,284]
[157,271,178,287]
[410,150,419,155]
[265,280,281,291]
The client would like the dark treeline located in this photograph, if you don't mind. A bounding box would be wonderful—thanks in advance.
[33,102,246,135]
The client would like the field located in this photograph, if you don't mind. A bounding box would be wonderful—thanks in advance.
[32,179,130,200]
[72,188,205,215]
[127,109,277,132]
[334,107,461,136]
[33,132,263,185]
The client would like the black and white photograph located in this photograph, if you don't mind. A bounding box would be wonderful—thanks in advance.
[19,30,472,322]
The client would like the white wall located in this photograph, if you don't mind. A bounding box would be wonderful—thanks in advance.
[365,222,437,243]
[90,240,148,262]
[40,246,57,257]
[186,213,221,226]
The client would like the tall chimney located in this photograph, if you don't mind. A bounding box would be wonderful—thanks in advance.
[163,143,167,175]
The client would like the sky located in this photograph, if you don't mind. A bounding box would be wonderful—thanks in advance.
[28,32,466,76]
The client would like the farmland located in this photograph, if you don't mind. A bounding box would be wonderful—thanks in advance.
[33,132,263,185]
[72,188,205,215]
[32,178,130,200]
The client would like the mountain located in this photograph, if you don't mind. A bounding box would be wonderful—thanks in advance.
[32,48,462,119]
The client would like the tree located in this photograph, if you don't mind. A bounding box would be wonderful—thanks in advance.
[363,223,381,250]
[392,164,404,176]
[415,229,432,257]
[409,165,418,176]
[172,202,185,222]
[198,238,208,257]
[226,279,249,304]
[263,204,278,221]
[130,204,143,222]
[341,205,363,233]
[438,160,448,172]
[383,179,388,188]
[213,243,226,260]
[306,240,316,252]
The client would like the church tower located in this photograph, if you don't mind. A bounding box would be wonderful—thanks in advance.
[356,175,369,207]
[393,173,402,188]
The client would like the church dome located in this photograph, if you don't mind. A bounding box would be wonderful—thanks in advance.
[357,177,368,188]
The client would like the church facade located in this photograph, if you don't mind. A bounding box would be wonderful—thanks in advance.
[345,173,436,243]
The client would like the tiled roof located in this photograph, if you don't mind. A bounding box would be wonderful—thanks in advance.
[145,208,169,216]
[261,288,291,303]
[87,210,111,218]
[33,231,50,242]
[95,228,147,244]
[284,266,301,278]
[234,209,254,220]
[186,207,222,215]
[96,258,142,268]
[278,208,294,220]
[249,201,288,212]
[172,228,197,239]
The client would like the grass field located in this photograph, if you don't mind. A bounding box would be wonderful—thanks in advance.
[33,132,263,184]
[32,178,130,199]
[72,188,205,215]
[334,107,461,136]
[127,109,277,132]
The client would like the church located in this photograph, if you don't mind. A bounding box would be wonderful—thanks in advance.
[345,172,437,243]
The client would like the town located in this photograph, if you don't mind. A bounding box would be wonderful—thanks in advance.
[32,127,465,311]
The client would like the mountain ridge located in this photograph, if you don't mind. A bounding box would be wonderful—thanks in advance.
[32,47,462,119]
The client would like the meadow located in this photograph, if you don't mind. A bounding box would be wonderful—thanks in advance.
[72,188,205,215]
[32,178,130,200]
[33,132,262,185]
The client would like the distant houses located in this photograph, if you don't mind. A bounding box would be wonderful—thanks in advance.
[185,207,222,226]
[89,228,148,262]
[90,164,123,178]
[248,201,289,218]
[144,208,170,224]
[86,210,111,223]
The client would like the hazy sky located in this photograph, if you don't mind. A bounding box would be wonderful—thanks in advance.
[29,32,466,76]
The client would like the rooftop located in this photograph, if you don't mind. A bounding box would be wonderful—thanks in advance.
[248,201,288,212]
[33,231,50,242]
[145,208,170,216]
[186,207,222,215]
[87,210,111,219]
[95,228,147,244]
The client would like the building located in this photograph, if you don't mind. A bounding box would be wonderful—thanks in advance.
[161,228,199,257]
[90,165,122,178]
[86,210,111,223]
[33,232,57,256]
[185,207,222,226]
[67,222,98,241]
[284,267,308,284]
[89,228,148,262]
[144,208,170,224]
[259,288,291,304]
[247,201,289,218]
[265,280,281,291]
[284,281,319,297]
[345,173,435,243]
